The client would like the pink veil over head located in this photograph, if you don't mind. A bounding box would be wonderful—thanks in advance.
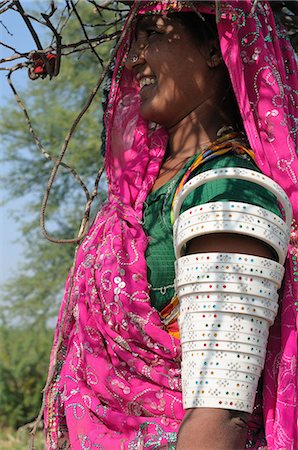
[44,2,298,449]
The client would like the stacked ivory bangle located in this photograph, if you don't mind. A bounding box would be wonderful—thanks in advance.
[172,168,292,413]
[176,252,286,412]
[173,168,292,229]
[174,201,289,264]
[172,168,292,264]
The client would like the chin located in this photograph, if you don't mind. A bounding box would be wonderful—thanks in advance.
[139,104,168,127]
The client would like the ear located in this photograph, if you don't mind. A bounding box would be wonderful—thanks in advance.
[206,44,223,68]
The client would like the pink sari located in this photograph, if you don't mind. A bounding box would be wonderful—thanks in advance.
[44,2,298,449]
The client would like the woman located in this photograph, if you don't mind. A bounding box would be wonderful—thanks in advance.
[44,1,298,449]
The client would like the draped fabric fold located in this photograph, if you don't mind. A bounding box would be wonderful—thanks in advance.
[45,2,298,449]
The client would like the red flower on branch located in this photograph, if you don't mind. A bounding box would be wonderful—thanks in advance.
[28,53,56,80]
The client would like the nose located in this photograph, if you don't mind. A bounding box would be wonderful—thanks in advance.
[125,41,146,71]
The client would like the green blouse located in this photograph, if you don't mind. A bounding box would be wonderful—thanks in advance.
[142,153,281,312]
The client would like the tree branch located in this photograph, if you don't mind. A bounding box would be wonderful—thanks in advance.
[13,0,43,50]
[70,0,103,66]
[0,32,119,65]
[6,67,91,200]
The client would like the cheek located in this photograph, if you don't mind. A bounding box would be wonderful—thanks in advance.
[140,81,187,127]
[159,51,203,93]
[158,72,200,109]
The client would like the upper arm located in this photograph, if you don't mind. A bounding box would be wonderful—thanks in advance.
[186,233,277,260]
[180,154,281,262]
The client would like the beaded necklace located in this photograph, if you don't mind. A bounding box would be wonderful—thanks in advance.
[170,131,255,223]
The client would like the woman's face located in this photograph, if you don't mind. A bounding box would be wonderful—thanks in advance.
[126,14,219,128]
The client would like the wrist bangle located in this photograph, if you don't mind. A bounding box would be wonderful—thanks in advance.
[183,395,254,413]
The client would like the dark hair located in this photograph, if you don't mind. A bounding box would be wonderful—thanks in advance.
[171,12,244,132]
[171,12,218,44]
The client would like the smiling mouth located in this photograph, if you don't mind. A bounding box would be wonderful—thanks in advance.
[139,77,156,90]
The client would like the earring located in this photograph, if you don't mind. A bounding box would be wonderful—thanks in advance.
[207,52,223,68]
[130,54,138,63]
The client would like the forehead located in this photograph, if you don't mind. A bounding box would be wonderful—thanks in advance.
[135,14,179,31]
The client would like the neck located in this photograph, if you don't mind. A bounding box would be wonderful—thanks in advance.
[166,100,235,159]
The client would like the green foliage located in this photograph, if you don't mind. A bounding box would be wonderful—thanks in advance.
[1,2,112,316]
[0,429,44,450]
[0,322,53,429]
[0,1,114,429]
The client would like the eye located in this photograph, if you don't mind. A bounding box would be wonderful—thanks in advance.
[135,27,160,39]
[134,18,163,40]
[146,27,163,38]
[146,28,159,36]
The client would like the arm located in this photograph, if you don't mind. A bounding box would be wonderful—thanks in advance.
[176,233,275,450]
[173,166,291,450]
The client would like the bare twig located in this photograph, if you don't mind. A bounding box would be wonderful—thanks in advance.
[29,243,81,450]
[7,67,90,200]
[0,41,21,52]
[88,0,103,17]
[54,1,73,45]
[0,1,13,16]
[39,54,111,243]
[215,0,221,23]
[62,29,119,49]
[0,0,11,7]
[61,35,118,55]
[13,0,43,50]
[13,0,57,78]
[0,17,12,32]
[87,0,129,14]
[70,0,104,66]
[0,31,119,65]
[29,4,141,445]
[0,53,25,63]
[40,11,62,76]
[0,2,296,448]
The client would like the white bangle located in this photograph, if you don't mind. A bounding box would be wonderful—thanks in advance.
[183,396,253,413]
[177,249,283,413]
[182,350,264,371]
[183,355,263,377]
[173,168,292,228]
[182,332,268,352]
[179,293,278,314]
[177,201,286,229]
[180,301,276,324]
[185,368,258,384]
[177,207,287,239]
[181,329,268,346]
[180,319,269,339]
[183,377,258,395]
[180,311,269,329]
[176,270,278,291]
[183,388,256,403]
[176,252,285,281]
[174,217,289,263]
[177,251,284,267]
[177,281,279,302]
[181,339,267,357]
[183,373,258,400]
[174,204,289,263]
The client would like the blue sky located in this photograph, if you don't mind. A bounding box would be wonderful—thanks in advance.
[0,1,47,285]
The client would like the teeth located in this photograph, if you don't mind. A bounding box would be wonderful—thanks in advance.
[139,77,156,89]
